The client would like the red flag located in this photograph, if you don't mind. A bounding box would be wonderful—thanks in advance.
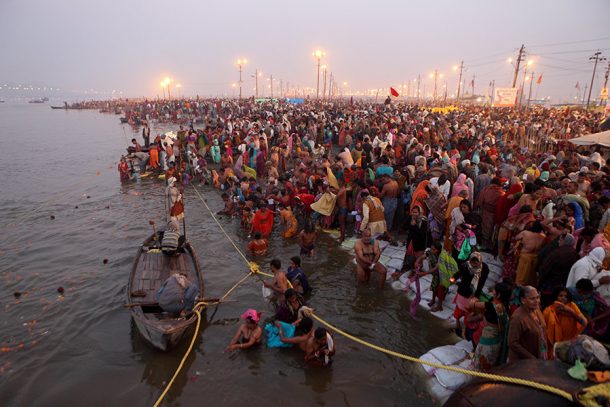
[575,81,580,91]
[536,74,543,85]
[390,87,399,97]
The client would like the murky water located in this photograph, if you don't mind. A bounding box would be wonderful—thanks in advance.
[0,103,453,406]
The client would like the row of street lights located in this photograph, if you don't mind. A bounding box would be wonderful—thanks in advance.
[234,49,334,99]
[159,77,181,99]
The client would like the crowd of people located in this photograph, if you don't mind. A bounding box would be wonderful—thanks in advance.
[117,96,610,372]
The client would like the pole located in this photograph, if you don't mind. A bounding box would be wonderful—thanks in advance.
[167,84,171,100]
[456,60,464,106]
[512,44,525,88]
[162,87,165,99]
[582,84,588,105]
[527,71,534,108]
[519,66,528,107]
[316,57,321,98]
[416,74,421,102]
[587,51,606,109]
[238,64,243,99]
[280,80,283,98]
[471,74,475,97]
[322,69,327,99]
[603,62,610,106]
[433,69,438,100]
[490,80,495,105]
[255,69,259,99]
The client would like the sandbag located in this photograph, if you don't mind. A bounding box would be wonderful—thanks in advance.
[429,345,468,366]
[434,358,474,390]
[419,352,442,376]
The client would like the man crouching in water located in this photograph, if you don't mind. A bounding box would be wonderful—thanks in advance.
[354,228,387,289]
[276,319,335,367]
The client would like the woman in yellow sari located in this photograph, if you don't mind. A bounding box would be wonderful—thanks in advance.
[279,204,298,239]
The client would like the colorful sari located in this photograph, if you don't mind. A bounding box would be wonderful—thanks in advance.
[474,301,509,372]
[410,180,430,214]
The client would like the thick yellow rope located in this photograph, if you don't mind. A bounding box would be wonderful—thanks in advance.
[152,184,574,406]
[152,307,203,407]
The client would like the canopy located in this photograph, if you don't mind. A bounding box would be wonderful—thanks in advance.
[569,130,610,148]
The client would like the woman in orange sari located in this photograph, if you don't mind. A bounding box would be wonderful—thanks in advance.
[149,144,159,169]
[251,204,274,237]
[410,180,430,215]
[543,287,587,354]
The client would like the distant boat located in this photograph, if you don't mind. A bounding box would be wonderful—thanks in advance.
[50,105,67,109]
[29,98,47,104]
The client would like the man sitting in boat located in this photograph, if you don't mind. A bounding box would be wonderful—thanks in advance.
[157,273,199,316]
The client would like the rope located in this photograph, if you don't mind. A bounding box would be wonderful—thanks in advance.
[151,183,574,406]
[152,307,203,407]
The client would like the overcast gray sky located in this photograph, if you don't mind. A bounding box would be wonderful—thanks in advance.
[1,0,609,102]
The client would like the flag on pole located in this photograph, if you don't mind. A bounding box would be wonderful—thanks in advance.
[390,87,399,97]
[536,74,543,85]
[575,81,581,91]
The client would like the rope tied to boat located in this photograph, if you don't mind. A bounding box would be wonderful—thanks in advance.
[151,184,575,406]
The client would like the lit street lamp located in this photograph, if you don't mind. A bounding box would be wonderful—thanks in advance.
[312,49,326,98]
[236,58,247,99]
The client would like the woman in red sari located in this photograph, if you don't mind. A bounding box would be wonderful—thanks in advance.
[251,203,274,237]
[495,181,523,227]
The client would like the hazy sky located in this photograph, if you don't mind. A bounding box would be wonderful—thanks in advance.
[1,0,609,101]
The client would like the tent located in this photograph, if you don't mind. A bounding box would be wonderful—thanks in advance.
[569,129,610,148]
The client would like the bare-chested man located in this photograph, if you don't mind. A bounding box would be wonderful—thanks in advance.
[298,223,317,257]
[379,174,399,231]
[354,228,387,289]
[276,320,335,366]
[263,258,288,300]
[515,221,547,286]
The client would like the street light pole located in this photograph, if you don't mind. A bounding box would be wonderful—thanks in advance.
[587,51,606,109]
[512,44,525,88]
[527,71,534,108]
[454,61,464,106]
[236,59,247,99]
[432,70,438,100]
[322,65,327,99]
[312,49,325,99]
[270,75,274,98]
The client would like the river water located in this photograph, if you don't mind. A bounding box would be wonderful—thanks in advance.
[0,103,454,406]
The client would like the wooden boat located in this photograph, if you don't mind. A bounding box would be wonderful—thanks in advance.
[126,232,204,351]
[50,105,67,109]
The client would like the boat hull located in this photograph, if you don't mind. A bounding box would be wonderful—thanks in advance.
[127,234,204,351]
